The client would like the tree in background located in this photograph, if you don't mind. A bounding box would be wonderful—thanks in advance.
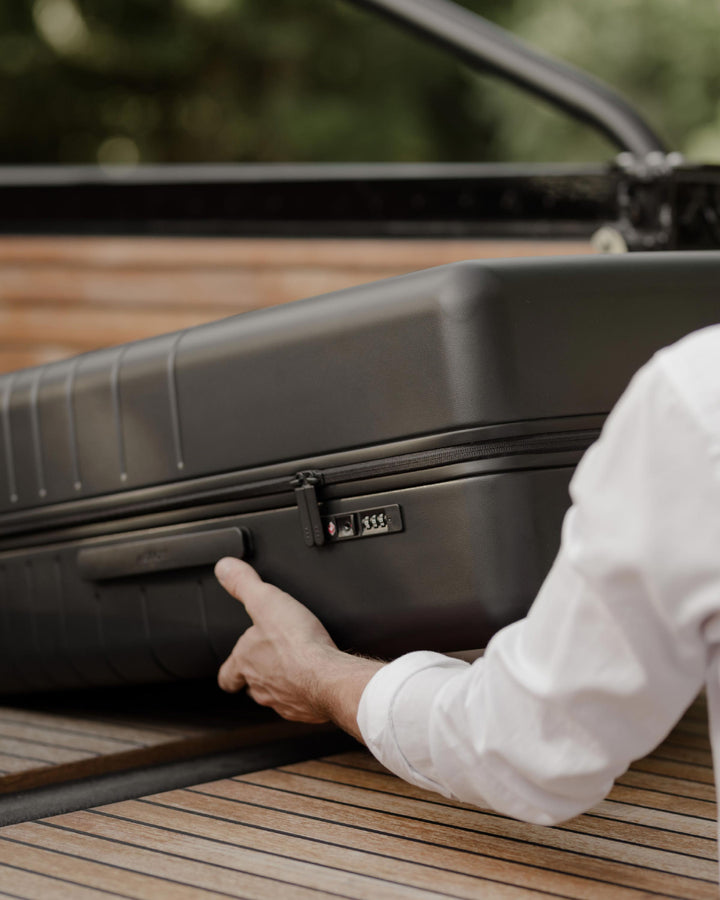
[0,0,719,166]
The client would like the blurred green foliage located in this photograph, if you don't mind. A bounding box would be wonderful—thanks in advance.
[1,0,719,165]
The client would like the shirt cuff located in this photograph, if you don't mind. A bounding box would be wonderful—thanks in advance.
[357,650,470,793]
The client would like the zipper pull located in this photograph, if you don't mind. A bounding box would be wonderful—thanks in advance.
[292,471,325,548]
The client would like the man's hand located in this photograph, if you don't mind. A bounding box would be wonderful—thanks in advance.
[215,557,384,740]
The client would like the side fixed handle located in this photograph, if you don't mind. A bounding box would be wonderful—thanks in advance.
[77,526,249,581]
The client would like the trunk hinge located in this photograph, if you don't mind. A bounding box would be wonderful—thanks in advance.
[292,470,326,547]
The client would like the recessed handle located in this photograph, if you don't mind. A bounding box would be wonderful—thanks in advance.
[77,526,249,581]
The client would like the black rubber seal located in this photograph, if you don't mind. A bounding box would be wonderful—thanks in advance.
[0,729,356,827]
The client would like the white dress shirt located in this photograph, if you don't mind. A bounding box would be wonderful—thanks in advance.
[358,324,720,827]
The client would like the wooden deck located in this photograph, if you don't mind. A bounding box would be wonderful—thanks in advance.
[0,694,714,899]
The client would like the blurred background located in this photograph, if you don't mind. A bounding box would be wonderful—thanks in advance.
[1,0,718,376]
[2,0,720,167]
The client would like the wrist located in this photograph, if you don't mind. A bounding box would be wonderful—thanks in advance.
[304,645,384,741]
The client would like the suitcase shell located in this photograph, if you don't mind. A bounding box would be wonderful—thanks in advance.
[1,253,720,693]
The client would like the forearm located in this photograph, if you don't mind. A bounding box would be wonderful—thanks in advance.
[308,647,385,741]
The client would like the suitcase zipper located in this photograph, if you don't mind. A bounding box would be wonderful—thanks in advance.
[291,428,599,548]
[292,471,327,548]
[0,427,600,547]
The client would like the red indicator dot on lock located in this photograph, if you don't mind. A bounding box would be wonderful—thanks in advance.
[327,520,337,537]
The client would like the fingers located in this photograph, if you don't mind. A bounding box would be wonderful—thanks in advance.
[217,642,248,693]
[215,557,265,616]
[215,559,266,694]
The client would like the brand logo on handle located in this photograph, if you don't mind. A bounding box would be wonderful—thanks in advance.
[135,547,169,570]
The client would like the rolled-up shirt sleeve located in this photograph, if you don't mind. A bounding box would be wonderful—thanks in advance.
[357,336,720,825]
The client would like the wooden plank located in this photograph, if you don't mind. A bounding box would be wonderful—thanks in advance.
[229,765,715,880]
[666,717,709,737]
[0,753,58,774]
[3,817,508,900]
[0,306,219,350]
[0,842,232,900]
[0,239,592,312]
[615,770,715,803]
[0,701,189,795]
[0,685,241,795]
[630,756,714,784]
[107,796,578,899]
[605,784,716,821]
[322,750,719,826]
[590,798,716,839]
[150,782,707,899]
[222,770,716,861]
[0,236,593,374]
[0,237,593,268]
[0,348,78,372]
[0,737,96,767]
[0,720,145,756]
[0,265,403,312]
[0,721,327,797]
[0,690,330,797]
[659,730,716,751]
[0,863,127,899]
[0,706,185,745]
[648,743,713,768]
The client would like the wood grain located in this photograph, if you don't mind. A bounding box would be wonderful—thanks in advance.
[0,693,326,796]
[0,236,592,374]
[0,702,186,794]
[0,694,714,899]
[0,236,593,268]
[0,864,128,900]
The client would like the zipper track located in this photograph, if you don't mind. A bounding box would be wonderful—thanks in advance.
[0,428,600,546]
[317,428,600,487]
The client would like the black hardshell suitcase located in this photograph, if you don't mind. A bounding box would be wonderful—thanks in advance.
[1,253,719,694]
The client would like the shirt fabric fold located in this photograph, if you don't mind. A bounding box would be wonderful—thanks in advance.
[358,324,720,831]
